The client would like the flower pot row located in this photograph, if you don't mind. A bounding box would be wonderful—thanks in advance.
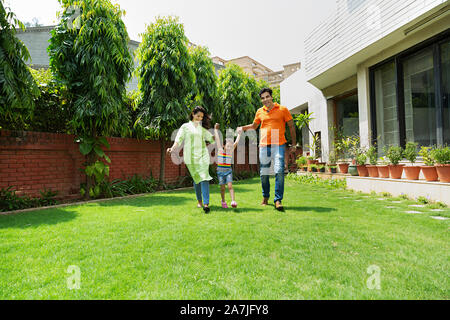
[355,164,450,182]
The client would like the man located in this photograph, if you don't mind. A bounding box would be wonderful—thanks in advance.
[239,88,297,211]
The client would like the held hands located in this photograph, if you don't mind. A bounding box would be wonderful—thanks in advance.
[214,123,220,130]
[166,148,173,155]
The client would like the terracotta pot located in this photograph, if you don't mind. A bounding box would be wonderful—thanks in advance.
[420,166,438,182]
[377,165,390,178]
[366,165,379,178]
[338,163,349,174]
[356,165,369,177]
[404,166,421,180]
[307,159,315,165]
[436,164,450,183]
[388,165,404,179]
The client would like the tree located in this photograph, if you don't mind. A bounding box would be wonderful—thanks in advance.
[189,45,222,127]
[217,64,254,129]
[48,0,133,198]
[135,16,196,183]
[0,0,39,127]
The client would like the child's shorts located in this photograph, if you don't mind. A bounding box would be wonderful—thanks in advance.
[218,170,233,185]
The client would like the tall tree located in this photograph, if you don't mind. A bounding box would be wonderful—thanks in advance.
[135,16,195,182]
[0,0,39,126]
[48,0,133,198]
[217,64,254,129]
[189,45,222,127]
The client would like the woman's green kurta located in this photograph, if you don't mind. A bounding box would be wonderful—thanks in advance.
[175,121,214,184]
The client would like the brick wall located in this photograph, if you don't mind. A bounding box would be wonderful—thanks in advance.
[0,130,261,200]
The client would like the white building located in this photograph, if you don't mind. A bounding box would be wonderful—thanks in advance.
[282,0,449,162]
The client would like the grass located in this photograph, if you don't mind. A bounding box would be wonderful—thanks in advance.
[0,177,449,300]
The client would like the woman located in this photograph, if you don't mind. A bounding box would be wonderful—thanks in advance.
[167,106,215,214]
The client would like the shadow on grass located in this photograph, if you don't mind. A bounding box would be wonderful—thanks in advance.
[0,209,78,229]
[285,206,338,213]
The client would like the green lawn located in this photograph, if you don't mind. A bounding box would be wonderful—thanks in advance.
[0,177,449,299]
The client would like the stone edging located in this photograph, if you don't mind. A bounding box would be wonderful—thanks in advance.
[0,186,194,216]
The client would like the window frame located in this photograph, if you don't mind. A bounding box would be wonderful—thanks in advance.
[369,29,450,148]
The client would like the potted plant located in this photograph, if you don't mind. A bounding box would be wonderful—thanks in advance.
[419,146,438,181]
[431,146,450,183]
[355,149,369,177]
[317,164,326,173]
[296,156,307,172]
[377,157,390,178]
[310,164,318,172]
[403,142,421,180]
[327,165,338,174]
[307,156,317,165]
[385,145,404,179]
[348,135,361,176]
[335,135,354,174]
[366,145,379,177]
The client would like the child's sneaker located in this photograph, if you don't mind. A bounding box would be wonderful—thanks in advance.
[221,201,228,209]
[231,201,237,208]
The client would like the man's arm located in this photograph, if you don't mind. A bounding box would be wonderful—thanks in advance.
[240,122,259,132]
[287,120,297,151]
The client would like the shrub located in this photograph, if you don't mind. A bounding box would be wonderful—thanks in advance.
[419,146,435,166]
[0,187,59,212]
[366,146,378,165]
[287,173,347,189]
[385,145,403,165]
[431,146,450,165]
[296,156,307,168]
[404,142,418,164]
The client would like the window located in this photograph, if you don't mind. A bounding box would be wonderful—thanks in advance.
[442,41,450,145]
[336,93,359,137]
[370,31,450,150]
[374,61,399,154]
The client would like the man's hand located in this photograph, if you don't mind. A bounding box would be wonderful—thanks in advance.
[289,145,297,155]
[236,127,243,135]
[215,123,220,130]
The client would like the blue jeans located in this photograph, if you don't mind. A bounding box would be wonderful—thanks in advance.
[259,144,286,203]
[194,181,210,205]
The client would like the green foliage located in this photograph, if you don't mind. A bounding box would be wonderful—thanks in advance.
[48,0,133,137]
[135,16,195,140]
[0,1,40,126]
[103,175,159,198]
[431,146,450,165]
[189,46,221,126]
[287,173,347,190]
[0,187,58,212]
[404,142,418,164]
[417,196,430,205]
[384,145,403,165]
[366,145,378,165]
[217,64,254,129]
[356,152,367,166]
[296,156,307,167]
[419,146,435,166]
[271,86,280,104]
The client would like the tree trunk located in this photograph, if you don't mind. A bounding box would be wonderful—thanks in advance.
[160,139,166,185]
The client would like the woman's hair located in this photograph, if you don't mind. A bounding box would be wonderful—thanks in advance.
[189,106,211,129]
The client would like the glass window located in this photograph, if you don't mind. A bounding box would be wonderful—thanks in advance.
[374,61,399,154]
[403,47,436,147]
[336,93,359,137]
[441,40,450,145]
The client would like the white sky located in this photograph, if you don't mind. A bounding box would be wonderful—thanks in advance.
[7,0,337,71]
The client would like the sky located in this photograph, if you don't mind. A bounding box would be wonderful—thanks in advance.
[7,0,337,71]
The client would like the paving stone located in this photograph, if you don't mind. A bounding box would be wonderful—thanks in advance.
[377,198,387,201]
[385,206,396,209]
[391,201,403,204]
[409,205,426,208]
[431,209,445,212]
[431,216,449,221]
[405,211,424,214]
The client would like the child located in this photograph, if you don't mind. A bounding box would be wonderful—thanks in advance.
[214,123,242,208]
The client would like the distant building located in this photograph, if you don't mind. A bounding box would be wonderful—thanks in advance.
[212,55,301,87]
[16,25,225,90]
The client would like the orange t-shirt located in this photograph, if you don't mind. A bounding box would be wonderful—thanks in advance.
[253,103,293,146]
